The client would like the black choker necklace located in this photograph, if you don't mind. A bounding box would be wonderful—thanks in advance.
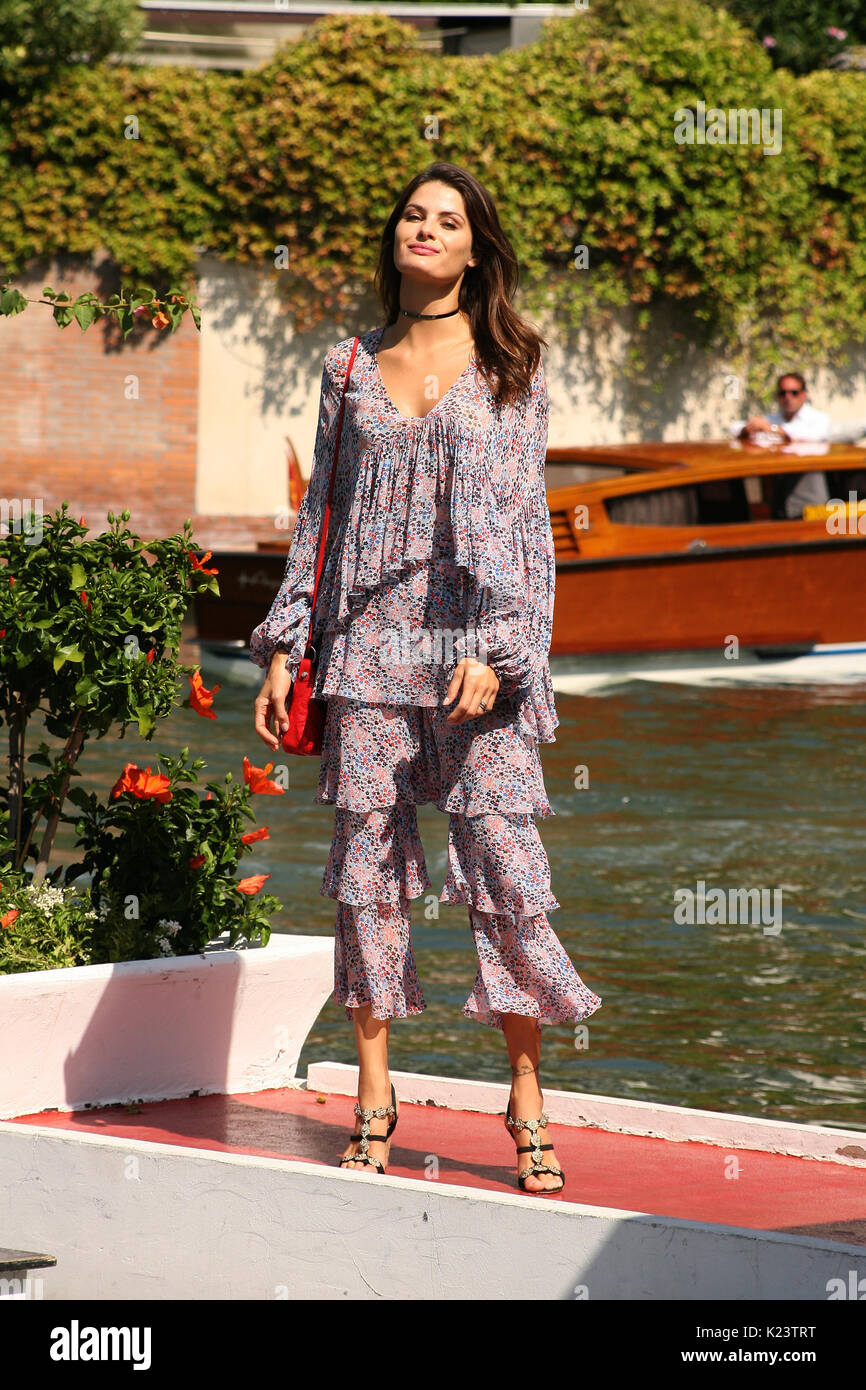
[399,306,460,320]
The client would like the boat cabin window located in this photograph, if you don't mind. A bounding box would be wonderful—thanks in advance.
[746,469,865,520]
[544,463,628,492]
[825,469,866,502]
[605,478,749,526]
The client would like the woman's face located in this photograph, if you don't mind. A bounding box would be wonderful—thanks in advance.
[392,180,477,289]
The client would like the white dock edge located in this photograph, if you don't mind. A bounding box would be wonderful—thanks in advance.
[1,1121,863,1301]
[306,1062,866,1167]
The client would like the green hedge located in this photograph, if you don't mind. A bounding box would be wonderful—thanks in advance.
[0,0,144,79]
[1,2,864,388]
[704,1,866,75]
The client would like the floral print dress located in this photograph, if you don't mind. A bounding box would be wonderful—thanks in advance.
[250,325,602,1032]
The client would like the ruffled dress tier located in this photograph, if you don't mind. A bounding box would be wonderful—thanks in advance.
[249,327,602,1032]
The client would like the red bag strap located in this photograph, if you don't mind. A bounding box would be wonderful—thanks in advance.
[304,335,359,654]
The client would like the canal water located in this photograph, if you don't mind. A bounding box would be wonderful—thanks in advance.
[51,658,866,1131]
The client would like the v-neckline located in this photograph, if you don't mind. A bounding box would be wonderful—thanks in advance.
[371,324,476,423]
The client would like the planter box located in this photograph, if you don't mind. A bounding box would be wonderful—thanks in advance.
[0,932,334,1119]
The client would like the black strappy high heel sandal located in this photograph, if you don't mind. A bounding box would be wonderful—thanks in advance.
[337,1082,399,1175]
[505,1100,566,1196]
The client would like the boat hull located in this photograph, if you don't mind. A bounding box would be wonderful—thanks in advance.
[192,536,866,679]
[191,439,866,674]
[552,535,866,655]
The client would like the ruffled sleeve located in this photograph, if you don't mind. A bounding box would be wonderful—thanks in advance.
[248,338,355,674]
[449,357,559,742]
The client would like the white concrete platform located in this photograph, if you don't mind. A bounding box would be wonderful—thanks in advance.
[2,1071,865,1300]
[0,932,333,1118]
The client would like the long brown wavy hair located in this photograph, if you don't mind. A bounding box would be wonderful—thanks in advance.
[373,162,546,407]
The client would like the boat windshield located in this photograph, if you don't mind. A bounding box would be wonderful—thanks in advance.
[606,479,748,526]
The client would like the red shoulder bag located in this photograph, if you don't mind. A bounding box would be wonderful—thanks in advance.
[280,335,359,755]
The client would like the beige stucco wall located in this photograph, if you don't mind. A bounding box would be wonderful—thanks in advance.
[196,257,866,515]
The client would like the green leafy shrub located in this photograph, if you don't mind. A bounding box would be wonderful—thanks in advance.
[0,505,282,972]
[0,7,863,387]
[704,1,866,74]
[0,871,95,973]
[0,0,144,88]
[67,747,278,963]
[0,503,214,882]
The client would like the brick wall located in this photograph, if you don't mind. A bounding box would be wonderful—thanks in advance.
[0,256,281,549]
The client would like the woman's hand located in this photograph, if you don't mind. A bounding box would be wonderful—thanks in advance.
[443,658,500,724]
[254,651,293,751]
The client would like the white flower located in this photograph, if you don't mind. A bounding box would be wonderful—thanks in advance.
[156,936,175,956]
[26,881,66,911]
[156,919,181,935]
[20,881,97,923]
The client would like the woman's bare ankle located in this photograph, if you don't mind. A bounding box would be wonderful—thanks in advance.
[357,1067,391,1106]
[510,1062,542,1110]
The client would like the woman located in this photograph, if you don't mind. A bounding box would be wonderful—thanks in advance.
[251,161,601,1196]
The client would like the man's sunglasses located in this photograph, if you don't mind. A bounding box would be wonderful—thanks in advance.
[777,388,803,397]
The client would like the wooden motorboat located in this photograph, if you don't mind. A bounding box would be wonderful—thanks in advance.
[192,440,866,683]
[543,439,866,656]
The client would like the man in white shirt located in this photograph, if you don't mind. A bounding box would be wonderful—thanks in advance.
[730,373,831,518]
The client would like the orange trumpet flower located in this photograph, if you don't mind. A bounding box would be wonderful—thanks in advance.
[188,550,219,576]
[188,669,221,720]
[242,756,284,795]
[110,763,172,802]
[240,827,270,845]
[236,874,271,896]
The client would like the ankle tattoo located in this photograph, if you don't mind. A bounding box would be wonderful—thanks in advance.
[510,1063,539,1078]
